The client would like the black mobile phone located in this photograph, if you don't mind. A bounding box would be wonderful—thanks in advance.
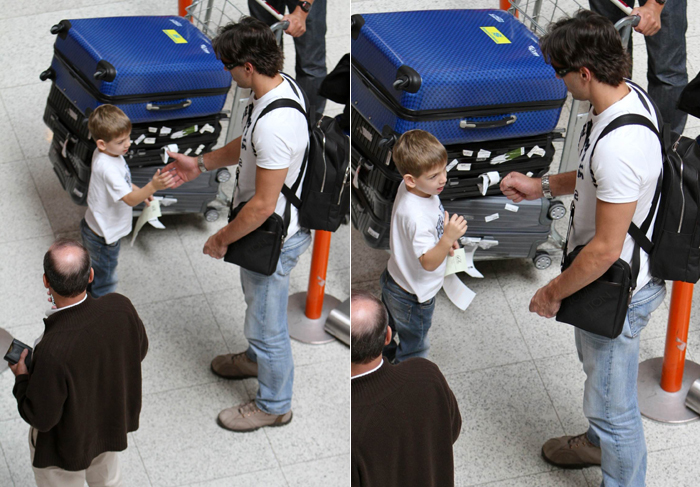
[4,339,33,370]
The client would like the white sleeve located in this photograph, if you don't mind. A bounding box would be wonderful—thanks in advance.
[252,111,307,171]
[401,214,439,260]
[102,164,133,204]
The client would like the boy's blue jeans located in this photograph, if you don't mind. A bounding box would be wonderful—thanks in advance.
[240,229,311,415]
[80,218,120,298]
[575,277,666,487]
[380,269,436,364]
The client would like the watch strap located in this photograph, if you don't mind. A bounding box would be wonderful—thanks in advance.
[197,154,208,173]
[542,174,553,199]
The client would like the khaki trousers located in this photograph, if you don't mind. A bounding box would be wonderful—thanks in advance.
[29,428,122,487]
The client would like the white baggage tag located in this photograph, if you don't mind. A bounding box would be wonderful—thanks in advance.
[443,274,476,310]
[446,159,459,172]
[485,213,499,222]
[504,203,519,212]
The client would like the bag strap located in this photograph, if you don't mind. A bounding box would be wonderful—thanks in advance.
[586,112,664,289]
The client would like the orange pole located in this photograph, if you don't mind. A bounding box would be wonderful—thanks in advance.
[500,0,517,17]
[179,0,193,18]
[305,230,332,319]
[660,281,694,392]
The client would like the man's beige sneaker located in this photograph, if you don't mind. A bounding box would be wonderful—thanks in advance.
[210,351,258,380]
[217,401,293,432]
[541,433,602,469]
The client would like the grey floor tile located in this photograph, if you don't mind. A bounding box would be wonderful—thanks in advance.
[0,0,116,20]
[535,352,589,435]
[263,359,349,466]
[1,83,52,160]
[0,99,23,164]
[282,454,347,487]
[646,444,700,487]
[0,418,35,487]
[135,295,228,395]
[466,469,588,487]
[0,161,52,244]
[351,1,376,15]
[0,324,44,423]
[350,227,388,283]
[447,362,564,485]
[185,468,288,487]
[0,446,12,487]
[0,236,57,328]
[134,381,275,487]
[582,466,602,487]
[116,224,203,306]
[25,154,87,237]
[118,433,153,487]
[326,0,350,41]
[326,36,349,68]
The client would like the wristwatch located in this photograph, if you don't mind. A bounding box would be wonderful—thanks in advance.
[197,154,208,173]
[541,174,553,199]
[298,1,312,13]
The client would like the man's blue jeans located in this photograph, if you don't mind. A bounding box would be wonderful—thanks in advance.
[240,228,311,415]
[80,218,120,298]
[590,0,688,134]
[380,269,436,364]
[575,277,666,487]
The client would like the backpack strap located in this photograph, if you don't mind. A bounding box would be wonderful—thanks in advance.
[587,112,664,289]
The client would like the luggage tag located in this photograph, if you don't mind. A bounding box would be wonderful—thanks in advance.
[200,124,215,134]
[171,125,199,139]
[490,147,524,165]
[477,171,501,196]
[527,145,546,158]
[161,144,179,163]
[504,203,519,212]
[446,159,459,172]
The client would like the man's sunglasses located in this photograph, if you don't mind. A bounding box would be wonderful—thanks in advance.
[552,65,576,78]
[223,61,242,70]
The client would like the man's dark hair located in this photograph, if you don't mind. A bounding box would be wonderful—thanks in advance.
[539,10,631,86]
[351,290,389,364]
[43,239,91,298]
[212,16,284,77]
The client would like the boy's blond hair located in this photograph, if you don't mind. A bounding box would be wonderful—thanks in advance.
[392,130,447,177]
[87,105,132,143]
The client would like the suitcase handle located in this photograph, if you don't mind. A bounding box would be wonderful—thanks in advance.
[146,100,192,111]
[460,115,517,129]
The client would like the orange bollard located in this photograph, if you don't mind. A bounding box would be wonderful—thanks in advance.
[661,281,694,393]
[179,0,193,18]
[500,0,517,17]
[305,230,332,320]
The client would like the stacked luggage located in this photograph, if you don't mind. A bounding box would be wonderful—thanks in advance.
[41,16,233,221]
[350,9,569,268]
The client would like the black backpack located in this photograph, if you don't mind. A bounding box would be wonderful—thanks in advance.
[250,78,350,233]
[588,83,700,283]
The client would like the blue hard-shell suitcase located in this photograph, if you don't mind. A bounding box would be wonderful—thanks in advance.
[41,16,231,123]
[350,10,567,144]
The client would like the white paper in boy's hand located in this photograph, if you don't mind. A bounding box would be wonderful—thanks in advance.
[131,199,164,246]
[444,248,469,276]
[443,274,476,310]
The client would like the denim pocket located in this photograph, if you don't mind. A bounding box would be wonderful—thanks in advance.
[625,282,666,338]
[279,231,311,276]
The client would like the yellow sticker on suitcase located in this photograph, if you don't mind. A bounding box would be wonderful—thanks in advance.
[163,29,188,44]
[480,27,511,44]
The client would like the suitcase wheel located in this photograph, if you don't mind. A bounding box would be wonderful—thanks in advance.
[548,200,566,220]
[40,67,55,82]
[215,168,231,183]
[533,251,552,270]
[204,208,220,222]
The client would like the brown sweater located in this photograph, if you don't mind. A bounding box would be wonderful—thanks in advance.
[352,358,462,487]
[13,293,148,471]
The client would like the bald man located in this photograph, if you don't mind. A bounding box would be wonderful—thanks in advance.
[351,290,462,487]
[9,239,148,487]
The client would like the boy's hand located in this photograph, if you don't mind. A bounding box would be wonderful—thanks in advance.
[443,211,467,243]
[449,240,460,257]
[143,195,154,207]
[9,349,29,377]
[500,172,542,203]
[163,152,198,188]
[151,169,175,191]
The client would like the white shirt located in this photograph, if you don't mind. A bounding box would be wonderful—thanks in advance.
[569,82,662,294]
[387,181,446,303]
[84,149,133,244]
[233,75,308,239]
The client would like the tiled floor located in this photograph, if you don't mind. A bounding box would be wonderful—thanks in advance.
[0,1,349,486]
[351,0,700,486]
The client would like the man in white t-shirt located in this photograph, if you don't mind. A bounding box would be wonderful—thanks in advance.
[500,11,666,486]
[165,17,311,432]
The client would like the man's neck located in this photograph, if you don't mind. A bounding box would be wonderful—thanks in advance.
[251,73,284,100]
[351,356,383,378]
[590,81,630,116]
[53,291,87,309]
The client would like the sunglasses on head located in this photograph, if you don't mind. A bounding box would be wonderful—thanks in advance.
[552,65,576,78]
[223,61,242,70]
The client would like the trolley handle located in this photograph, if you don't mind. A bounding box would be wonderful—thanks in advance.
[460,115,517,130]
[614,15,641,31]
[146,100,193,111]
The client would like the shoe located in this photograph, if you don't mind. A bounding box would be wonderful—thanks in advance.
[217,400,293,432]
[210,351,258,380]
[541,433,602,469]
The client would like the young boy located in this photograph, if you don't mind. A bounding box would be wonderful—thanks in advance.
[381,129,467,363]
[81,104,174,297]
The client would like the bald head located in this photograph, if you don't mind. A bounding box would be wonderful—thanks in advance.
[351,290,388,364]
[43,239,91,298]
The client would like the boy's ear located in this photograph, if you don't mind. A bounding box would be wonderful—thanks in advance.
[403,173,417,189]
[95,139,107,151]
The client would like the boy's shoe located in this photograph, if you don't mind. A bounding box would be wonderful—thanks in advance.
[210,351,258,380]
[217,401,293,432]
[541,433,602,469]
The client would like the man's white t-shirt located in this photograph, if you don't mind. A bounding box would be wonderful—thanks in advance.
[233,74,308,239]
[387,181,446,303]
[569,82,662,294]
[84,149,133,244]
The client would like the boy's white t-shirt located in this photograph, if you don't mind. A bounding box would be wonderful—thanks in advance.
[569,82,662,294]
[84,149,133,244]
[387,181,446,303]
[233,74,308,239]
